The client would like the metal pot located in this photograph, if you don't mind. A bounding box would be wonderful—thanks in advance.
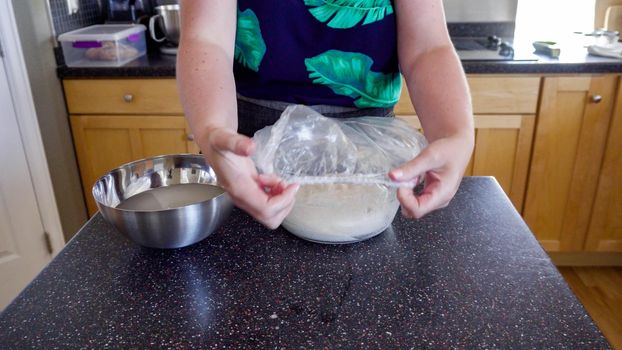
[149,4,180,45]
[92,154,233,249]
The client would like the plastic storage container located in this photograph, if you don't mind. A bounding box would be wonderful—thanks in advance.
[58,24,147,67]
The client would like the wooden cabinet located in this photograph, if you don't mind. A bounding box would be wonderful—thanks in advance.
[523,75,619,252]
[63,79,183,115]
[584,79,622,252]
[396,76,540,211]
[65,79,198,215]
[65,75,622,257]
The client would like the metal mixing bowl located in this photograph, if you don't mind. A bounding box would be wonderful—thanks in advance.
[92,154,233,249]
[150,4,180,45]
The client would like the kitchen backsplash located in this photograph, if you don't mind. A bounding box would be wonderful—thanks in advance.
[443,0,518,23]
[48,0,104,35]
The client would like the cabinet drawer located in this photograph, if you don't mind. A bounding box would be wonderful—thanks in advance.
[395,76,541,115]
[64,79,184,115]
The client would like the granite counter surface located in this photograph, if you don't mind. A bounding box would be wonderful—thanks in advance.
[0,177,610,349]
[56,48,622,78]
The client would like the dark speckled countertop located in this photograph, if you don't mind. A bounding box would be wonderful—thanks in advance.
[56,45,622,78]
[0,177,610,348]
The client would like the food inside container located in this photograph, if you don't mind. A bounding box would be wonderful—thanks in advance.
[282,183,400,244]
[252,105,427,244]
[58,24,147,67]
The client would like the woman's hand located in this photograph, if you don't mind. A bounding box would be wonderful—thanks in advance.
[201,128,299,229]
[389,132,473,219]
[393,1,475,218]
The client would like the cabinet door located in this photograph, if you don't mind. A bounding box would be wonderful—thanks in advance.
[585,77,622,252]
[523,76,618,252]
[399,114,535,212]
[395,76,540,115]
[70,115,200,215]
[469,115,535,212]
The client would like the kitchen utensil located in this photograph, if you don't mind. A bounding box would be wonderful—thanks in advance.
[92,154,233,249]
[149,4,180,53]
[66,0,79,15]
[105,0,150,22]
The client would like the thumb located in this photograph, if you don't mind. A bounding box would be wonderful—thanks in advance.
[210,129,256,156]
[389,147,440,182]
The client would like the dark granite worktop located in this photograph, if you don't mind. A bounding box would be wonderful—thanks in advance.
[0,177,610,348]
[54,21,622,78]
[56,46,622,78]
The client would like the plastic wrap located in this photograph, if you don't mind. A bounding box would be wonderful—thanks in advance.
[253,105,427,187]
[252,105,427,243]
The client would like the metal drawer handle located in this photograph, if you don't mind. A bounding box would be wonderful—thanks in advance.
[591,95,602,103]
[123,94,134,103]
[186,134,195,141]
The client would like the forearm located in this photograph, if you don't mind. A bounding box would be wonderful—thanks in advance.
[402,45,474,145]
[176,38,238,151]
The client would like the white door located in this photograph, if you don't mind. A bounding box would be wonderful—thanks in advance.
[0,45,52,309]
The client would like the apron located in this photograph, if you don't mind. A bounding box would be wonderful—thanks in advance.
[236,95,395,137]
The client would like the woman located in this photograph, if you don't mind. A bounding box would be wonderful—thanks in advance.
[176,0,474,229]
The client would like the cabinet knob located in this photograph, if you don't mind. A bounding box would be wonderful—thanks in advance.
[591,95,602,103]
[123,94,134,103]
[186,134,195,141]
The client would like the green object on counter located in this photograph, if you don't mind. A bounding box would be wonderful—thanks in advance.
[533,41,561,58]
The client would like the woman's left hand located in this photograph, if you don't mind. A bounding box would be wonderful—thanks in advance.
[389,133,473,219]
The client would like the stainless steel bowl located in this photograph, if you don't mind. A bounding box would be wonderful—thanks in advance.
[149,4,180,45]
[92,154,233,249]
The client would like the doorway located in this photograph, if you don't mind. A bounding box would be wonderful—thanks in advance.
[0,0,64,309]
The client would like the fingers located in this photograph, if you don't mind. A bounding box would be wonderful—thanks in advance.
[397,181,453,219]
[389,137,467,220]
[257,173,288,194]
[228,174,299,229]
[208,128,256,156]
[265,183,299,216]
[389,146,441,183]
[257,183,298,228]
[202,131,296,228]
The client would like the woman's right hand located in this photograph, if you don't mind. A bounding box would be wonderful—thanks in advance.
[201,127,299,229]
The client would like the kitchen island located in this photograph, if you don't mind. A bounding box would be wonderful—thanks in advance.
[0,177,610,348]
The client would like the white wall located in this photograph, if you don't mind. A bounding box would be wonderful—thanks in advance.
[514,0,595,45]
[443,0,518,22]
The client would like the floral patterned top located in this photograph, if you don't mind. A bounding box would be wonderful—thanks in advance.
[233,0,402,108]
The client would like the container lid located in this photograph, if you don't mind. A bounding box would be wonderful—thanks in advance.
[58,24,146,42]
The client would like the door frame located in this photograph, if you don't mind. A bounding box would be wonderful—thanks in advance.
[0,0,65,254]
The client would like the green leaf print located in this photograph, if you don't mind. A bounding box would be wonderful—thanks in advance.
[235,8,266,72]
[304,0,394,29]
[305,50,401,108]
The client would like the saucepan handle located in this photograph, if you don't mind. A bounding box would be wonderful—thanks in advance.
[149,14,166,43]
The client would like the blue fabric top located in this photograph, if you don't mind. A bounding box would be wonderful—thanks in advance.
[233,0,402,108]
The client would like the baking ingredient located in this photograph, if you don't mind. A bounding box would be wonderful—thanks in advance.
[116,183,224,211]
[85,41,139,61]
[282,183,399,243]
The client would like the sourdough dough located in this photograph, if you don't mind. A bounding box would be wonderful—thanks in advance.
[282,183,399,243]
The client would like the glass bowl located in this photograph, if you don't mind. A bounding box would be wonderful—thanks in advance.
[282,183,399,244]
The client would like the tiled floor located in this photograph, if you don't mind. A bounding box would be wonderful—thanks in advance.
[559,267,622,349]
